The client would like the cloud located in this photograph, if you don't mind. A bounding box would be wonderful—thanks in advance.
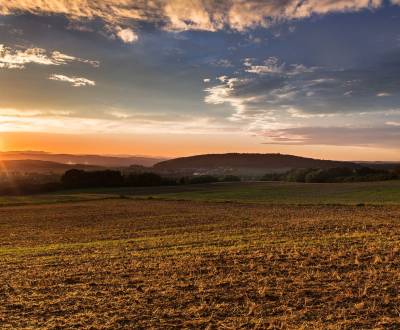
[0,0,395,35]
[0,107,235,135]
[205,77,246,107]
[205,55,400,125]
[244,57,316,75]
[386,121,400,126]
[262,126,400,148]
[116,27,138,43]
[0,108,44,117]
[287,108,334,119]
[52,51,99,67]
[49,74,96,87]
[226,0,385,31]
[244,57,285,75]
[0,44,99,69]
[66,22,95,33]
[107,110,131,119]
[0,44,61,69]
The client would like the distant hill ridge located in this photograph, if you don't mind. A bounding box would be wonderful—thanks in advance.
[1,160,104,173]
[153,153,360,171]
[0,151,164,167]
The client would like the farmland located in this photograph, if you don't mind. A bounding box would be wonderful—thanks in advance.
[137,180,400,205]
[2,180,399,207]
[1,197,400,328]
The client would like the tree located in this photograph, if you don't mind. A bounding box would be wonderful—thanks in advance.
[125,172,163,186]
[221,175,241,182]
[61,169,123,188]
[189,175,219,184]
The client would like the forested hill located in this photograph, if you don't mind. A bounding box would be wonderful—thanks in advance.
[153,153,360,171]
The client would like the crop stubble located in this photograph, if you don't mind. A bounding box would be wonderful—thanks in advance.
[1,199,400,329]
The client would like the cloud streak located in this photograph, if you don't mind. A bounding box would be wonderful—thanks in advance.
[262,126,400,148]
[0,107,235,135]
[0,44,99,69]
[49,74,96,87]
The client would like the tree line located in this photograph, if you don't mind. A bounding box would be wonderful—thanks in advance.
[0,169,243,195]
[1,165,399,196]
[60,170,241,189]
[261,167,400,183]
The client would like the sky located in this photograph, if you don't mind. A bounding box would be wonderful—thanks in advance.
[0,0,400,160]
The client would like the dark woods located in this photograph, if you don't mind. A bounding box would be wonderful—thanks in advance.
[61,170,239,188]
[0,170,242,195]
[1,166,399,196]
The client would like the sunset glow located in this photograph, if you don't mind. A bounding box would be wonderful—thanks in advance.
[1,1,400,160]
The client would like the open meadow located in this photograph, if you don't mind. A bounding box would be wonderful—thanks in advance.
[1,192,400,328]
[2,180,400,207]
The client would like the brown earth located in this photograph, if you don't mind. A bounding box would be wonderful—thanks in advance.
[1,199,400,329]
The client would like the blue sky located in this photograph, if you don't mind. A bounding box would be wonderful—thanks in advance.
[0,1,399,160]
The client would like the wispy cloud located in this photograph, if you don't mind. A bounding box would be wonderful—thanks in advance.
[0,108,73,117]
[386,121,400,126]
[49,74,96,87]
[0,44,99,69]
[0,108,44,117]
[51,51,99,67]
[244,57,316,75]
[244,57,285,75]
[0,107,236,135]
[262,126,400,148]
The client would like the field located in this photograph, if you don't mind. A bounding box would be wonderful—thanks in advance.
[1,194,400,328]
[138,180,400,205]
[1,180,400,207]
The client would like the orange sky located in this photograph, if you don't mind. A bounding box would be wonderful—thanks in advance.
[1,132,399,161]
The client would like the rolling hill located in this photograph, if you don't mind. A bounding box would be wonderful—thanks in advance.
[153,153,361,174]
